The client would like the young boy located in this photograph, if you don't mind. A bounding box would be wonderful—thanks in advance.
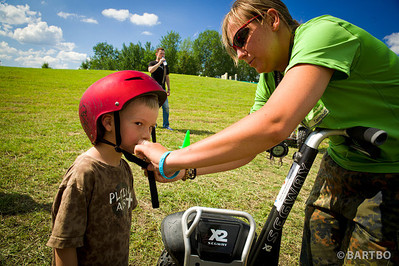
[46,70,166,265]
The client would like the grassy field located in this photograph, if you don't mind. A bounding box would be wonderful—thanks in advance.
[0,66,326,265]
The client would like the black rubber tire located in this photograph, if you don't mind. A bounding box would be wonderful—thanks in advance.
[157,249,178,266]
[297,127,311,150]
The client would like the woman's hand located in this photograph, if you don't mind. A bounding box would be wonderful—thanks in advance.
[135,140,167,167]
[135,140,182,181]
[144,168,184,183]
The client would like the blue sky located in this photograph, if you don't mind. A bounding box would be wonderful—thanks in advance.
[1,0,398,69]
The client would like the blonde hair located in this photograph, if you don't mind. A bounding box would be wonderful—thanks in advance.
[222,0,298,62]
[122,93,159,110]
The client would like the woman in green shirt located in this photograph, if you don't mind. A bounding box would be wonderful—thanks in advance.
[135,0,399,264]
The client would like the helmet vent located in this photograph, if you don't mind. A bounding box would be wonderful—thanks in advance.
[125,77,143,81]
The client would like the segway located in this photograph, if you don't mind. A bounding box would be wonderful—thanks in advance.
[157,126,387,266]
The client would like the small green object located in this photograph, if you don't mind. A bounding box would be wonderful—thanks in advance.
[180,130,190,148]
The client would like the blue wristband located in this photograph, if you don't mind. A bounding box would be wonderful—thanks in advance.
[159,151,180,179]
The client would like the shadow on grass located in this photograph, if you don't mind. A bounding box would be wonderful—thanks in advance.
[0,192,52,215]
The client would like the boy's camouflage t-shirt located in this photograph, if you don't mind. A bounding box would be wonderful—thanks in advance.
[47,153,138,265]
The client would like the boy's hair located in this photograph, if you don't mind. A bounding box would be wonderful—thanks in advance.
[122,93,160,110]
[96,93,159,144]
[222,0,298,62]
[156,47,165,54]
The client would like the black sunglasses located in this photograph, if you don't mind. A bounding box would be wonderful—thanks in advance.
[231,14,262,51]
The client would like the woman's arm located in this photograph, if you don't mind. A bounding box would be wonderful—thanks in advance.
[136,64,333,176]
[54,248,78,266]
[152,155,256,183]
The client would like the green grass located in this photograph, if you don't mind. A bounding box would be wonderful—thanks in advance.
[0,66,326,265]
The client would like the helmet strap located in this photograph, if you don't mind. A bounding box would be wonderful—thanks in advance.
[113,111,123,153]
[98,111,149,168]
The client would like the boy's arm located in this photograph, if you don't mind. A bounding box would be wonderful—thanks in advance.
[55,248,78,266]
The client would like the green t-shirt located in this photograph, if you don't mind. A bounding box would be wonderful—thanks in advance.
[250,73,328,128]
[252,15,399,173]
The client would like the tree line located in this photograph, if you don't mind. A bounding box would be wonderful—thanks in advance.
[80,30,259,82]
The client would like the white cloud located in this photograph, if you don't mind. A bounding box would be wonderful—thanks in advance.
[10,45,87,69]
[82,18,98,24]
[141,31,152,36]
[58,50,87,62]
[0,3,88,69]
[0,3,39,25]
[57,11,98,24]
[57,42,76,52]
[0,41,18,59]
[384,32,399,55]
[130,13,159,26]
[12,21,63,45]
[1,3,62,45]
[100,8,160,26]
[0,24,12,37]
[102,8,130,22]
[57,11,75,19]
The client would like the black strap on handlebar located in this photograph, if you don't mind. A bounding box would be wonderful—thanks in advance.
[345,126,388,159]
[346,127,387,146]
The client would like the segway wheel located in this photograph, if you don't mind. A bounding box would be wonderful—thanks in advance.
[297,127,311,150]
[157,249,178,266]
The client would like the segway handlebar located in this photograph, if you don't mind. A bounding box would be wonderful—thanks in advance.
[249,126,387,266]
[182,206,256,266]
[304,126,387,149]
[346,126,387,146]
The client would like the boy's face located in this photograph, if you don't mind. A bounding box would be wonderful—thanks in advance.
[118,101,158,154]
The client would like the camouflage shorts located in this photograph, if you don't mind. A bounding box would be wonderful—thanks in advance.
[300,154,399,265]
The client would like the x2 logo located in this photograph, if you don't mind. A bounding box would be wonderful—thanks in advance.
[210,229,228,242]
[208,229,228,246]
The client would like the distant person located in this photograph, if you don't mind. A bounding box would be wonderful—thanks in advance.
[135,0,399,265]
[47,71,166,265]
[148,47,173,131]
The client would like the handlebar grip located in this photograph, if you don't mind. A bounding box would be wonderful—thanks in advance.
[346,126,387,146]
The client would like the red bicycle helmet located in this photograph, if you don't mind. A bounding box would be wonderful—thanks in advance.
[79,70,167,144]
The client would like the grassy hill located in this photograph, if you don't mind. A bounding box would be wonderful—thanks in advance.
[0,66,323,265]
